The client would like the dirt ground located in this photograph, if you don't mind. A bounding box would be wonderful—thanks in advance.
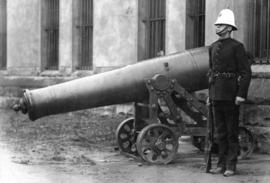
[0,108,270,183]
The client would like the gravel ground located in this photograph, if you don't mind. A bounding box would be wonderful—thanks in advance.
[0,108,270,183]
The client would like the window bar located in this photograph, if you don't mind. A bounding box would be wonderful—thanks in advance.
[146,0,150,58]
[162,1,165,54]
[48,0,52,69]
[81,0,85,69]
[262,0,267,63]
[85,0,88,69]
[90,0,93,68]
[46,0,49,69]
[154,0,158,56]
[260,0,263,61]
[156,0,159,55]
[55,0,59,70]
[149,0,153,57]
[89,0,93,69]
[84,0,87,69]
[159,0,163,53]
[0,0,6,69]
[151,21,154,58]
[249,0,252,56]
[80,0,83,69]
[86,0,89,70]
[267,0,270,62]
[87,0,89,70]
[253,0,256,59]
[51,0,54,69]
[196,0,199,47]
[255,0,259,61]
[77,0,81,69]
[151,0,154,58]
[82,0,84,70]
[196,0,198,47]
[201,0,205,46]
[52,0,55,69]
[194,0,200,46]
[153,0,155,57]
[85,0,87,69]
[162,0,164,54]
[78,0,81,69]
[53,0,56,69]
[88,0,91,69]
[82,0,85,70]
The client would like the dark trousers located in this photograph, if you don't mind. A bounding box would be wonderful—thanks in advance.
[213,101,239,171]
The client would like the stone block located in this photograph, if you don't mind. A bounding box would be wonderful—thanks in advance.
[242,105,270,127]
[247,78,270,104]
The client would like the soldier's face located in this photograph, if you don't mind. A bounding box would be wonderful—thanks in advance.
[215,24,228,35]
[215,24,233,37]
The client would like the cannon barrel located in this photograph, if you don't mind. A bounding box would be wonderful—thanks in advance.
[14,47,209,121]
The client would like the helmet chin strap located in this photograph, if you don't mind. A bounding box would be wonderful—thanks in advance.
[216,26,230,36]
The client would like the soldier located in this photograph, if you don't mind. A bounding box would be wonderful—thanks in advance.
[208,9,252,176]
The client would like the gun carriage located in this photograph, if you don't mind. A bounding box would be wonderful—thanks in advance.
[13,47,255,164]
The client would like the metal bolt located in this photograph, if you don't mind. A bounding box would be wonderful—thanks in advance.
[152,104,157,109]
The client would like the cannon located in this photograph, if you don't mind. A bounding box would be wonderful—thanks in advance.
[13,47,255,164]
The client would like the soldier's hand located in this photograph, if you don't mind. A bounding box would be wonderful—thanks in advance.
[206,97,210,106]
[235,96,245,105]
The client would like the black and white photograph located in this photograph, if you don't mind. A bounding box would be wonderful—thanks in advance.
[0,0,269,182]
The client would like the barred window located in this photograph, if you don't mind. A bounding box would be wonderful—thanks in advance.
[42,0,59,70]
[145,0,166,58]
[0,0,6,70]
[75,0,93,70]
[248,0,270,64]
[186,0,205,49]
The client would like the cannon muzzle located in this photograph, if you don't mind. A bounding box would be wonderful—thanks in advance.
[14,47,209,121]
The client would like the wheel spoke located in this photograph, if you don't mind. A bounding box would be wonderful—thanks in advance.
[144,132,157,144]
[122,141,130,149]
[165,143,174,151]
[119,133,128,140]
[123,124,131,132]
[151,128,160,138]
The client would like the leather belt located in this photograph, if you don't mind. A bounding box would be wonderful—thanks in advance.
[213,72,237,79]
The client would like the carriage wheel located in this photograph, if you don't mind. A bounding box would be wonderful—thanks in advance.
[116,118,138,155]
[136,124,178,164]
[238,127,255,159]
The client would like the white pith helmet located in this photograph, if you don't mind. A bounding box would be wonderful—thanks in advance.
[214,9,237,30]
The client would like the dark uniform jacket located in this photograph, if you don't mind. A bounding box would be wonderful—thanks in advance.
[208,38,252,101]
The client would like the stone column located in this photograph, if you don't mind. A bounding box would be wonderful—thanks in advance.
[7,0,41,76]
[166,0,186,54]
[59,0,73,75]
[93,0,138,72]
